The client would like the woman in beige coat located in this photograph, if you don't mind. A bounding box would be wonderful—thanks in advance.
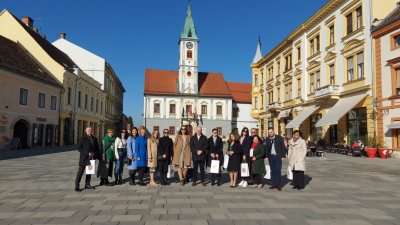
[288,130,307,190]
[172,125,191,186]
[147,130,159,187]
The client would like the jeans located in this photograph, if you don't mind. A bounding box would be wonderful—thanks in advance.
[192,161,205,182]
[114,150,125,180]
[269,155,282,187]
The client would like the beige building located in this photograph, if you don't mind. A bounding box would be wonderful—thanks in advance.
[0,10,106,145]
[0,35,63,150]
[372,3,400,155]
[251,0,398,146]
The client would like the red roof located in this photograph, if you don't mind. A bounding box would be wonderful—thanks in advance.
[144,69,231,97]
[226,82,252,103]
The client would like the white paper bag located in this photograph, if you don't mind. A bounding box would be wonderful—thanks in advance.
[250,148,254,157]
[287,165,293,180]
[223,155,229,169]
[167,165,174,178]
[241,163,250,177]
[264,163,271,179]
[85,160,96,175]
[210,160,220,174]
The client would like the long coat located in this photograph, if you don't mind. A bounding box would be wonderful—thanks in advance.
[126,136,138,170]
[172,135,191,167]
[207,136,224,165]
[77,135,100,166]
[158,136,173,164]
[135,135,148,168]
[190,134,208,162]
[147,138,158,168]
[252,142,266,174]
[288,138,307,171]
[265,135,287,158]
[227,141,242,172]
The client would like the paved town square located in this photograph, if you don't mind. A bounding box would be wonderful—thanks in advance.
[0,148,399,225]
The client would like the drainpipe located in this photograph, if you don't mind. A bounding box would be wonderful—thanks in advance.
[369,0,377,141]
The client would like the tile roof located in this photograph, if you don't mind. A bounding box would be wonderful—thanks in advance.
[144,69,231,97]
[0,35,62,87]
[372,3,400,31]
[11,13,77,71]
[226,82,252,103]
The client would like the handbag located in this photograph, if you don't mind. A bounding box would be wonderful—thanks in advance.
[241,163,250,177]
[85,160,96,175]
[223,154,229,169]
[157,152,165,160]
[210,160,220,174]
[264,163,271,179]
[287,165,293,180]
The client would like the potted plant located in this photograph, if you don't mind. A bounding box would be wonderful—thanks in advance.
[365,137,381,158]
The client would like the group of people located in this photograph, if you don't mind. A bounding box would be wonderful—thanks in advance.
[74,125,308,192]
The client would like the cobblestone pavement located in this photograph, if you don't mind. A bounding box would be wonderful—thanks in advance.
[0,148,399,225]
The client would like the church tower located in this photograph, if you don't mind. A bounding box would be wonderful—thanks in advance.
[178,1,199,94]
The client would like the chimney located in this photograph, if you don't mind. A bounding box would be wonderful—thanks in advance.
[21,16,33,29]
[60,32,66,39]
[41,35,46,40]
[33,28,39,33]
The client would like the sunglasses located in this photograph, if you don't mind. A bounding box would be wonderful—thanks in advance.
[164,132,169,134]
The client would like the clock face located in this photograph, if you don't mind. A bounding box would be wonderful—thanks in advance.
[186,42,193,49]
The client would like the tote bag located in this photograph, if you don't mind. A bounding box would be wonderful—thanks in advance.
[210,160,220,174]
[223,155,229,169]
[167,165,174,178]
[264,163,271,179]
[241,163,250,177]
[287,165,293,180]
[85,160,96,175]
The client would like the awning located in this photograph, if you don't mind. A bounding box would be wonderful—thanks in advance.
[278,109,292,119]
[387,121,400,129]
[315,93,367,127]
[286,104,320,129]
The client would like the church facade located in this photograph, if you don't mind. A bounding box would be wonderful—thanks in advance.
[143,3,254,138]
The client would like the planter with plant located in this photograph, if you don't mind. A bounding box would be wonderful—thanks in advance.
[365,137,383,158]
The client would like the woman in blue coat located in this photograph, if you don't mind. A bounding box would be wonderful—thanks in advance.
[127,127,138,185]
[135,126,148,186]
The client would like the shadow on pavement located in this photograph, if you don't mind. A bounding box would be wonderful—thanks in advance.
[0,145,76,160]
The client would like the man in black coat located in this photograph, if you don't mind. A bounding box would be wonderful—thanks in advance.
[157,129,174,186]
[190,126,208,186]
[75,127,100,192]
[207,128,224,186]
[264,127,287,191]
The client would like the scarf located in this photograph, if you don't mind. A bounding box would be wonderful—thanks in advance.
[103,134,116,161]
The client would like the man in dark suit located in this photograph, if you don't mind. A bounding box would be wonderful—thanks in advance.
[190,126,208,186]
[265,127,287,191]
[207,128,223,186]
[75,126,100,192]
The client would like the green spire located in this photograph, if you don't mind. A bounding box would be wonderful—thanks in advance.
[180,1,199,40]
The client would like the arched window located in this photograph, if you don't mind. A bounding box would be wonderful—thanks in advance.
[187,50,192,59]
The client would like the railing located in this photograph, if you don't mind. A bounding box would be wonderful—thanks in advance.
[314,84,341,99]
[268,102,282,110]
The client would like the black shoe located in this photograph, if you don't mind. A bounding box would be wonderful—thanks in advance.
[99,179,105,186]
[211,182,215,186]
[84,184,95,189]
[277,187,282,191]
[269,186,277,189]
[105,180,114,186]
[75,187,82,192]
[118,179,122,185]
[139,182,146,186]
[292,186,297,189]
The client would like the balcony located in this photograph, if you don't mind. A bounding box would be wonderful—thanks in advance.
[268,102,282,110]
[313,84,341,99]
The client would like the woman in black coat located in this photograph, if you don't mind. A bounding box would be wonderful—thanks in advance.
[238,127,251,187]
[226,133,242,188]
[157,129,174,185]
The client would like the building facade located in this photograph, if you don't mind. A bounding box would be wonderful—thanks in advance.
[251,0,398,146]
[372,3,400,155]
[0,35,63,150]
[52,36,125,134]
[0,10,106,145]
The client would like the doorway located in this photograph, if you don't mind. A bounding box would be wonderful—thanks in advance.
[13,119,29,148]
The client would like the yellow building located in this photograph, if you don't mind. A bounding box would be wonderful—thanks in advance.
[0,10,106,145]
[251,0,398,146]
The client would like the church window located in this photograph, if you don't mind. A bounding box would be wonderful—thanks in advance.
[217,105,223,116]
[187,71,192,77]
[154,103,160,114]
[187,50,192,59]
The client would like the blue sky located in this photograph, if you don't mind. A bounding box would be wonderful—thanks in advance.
[2,0,328,126]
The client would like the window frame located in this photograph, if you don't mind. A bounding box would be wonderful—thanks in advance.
[154,102,161,114]
[38,92,45,109]
[51,95,57,110]
[19,88,28,106]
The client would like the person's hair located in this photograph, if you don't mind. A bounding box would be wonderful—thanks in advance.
[293,130,302,137]
[228,132,239,143]
[163,128,169,134]
[131,127,138,138]
[138,126,147,136]
[178,125,189,135]
[241,127,249,137]
[268,127,274,131]
[252,135,261,142]
[212,128,218,133]
[107,128,114,134]
[150,130,160,142]
[119,129,128,139]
